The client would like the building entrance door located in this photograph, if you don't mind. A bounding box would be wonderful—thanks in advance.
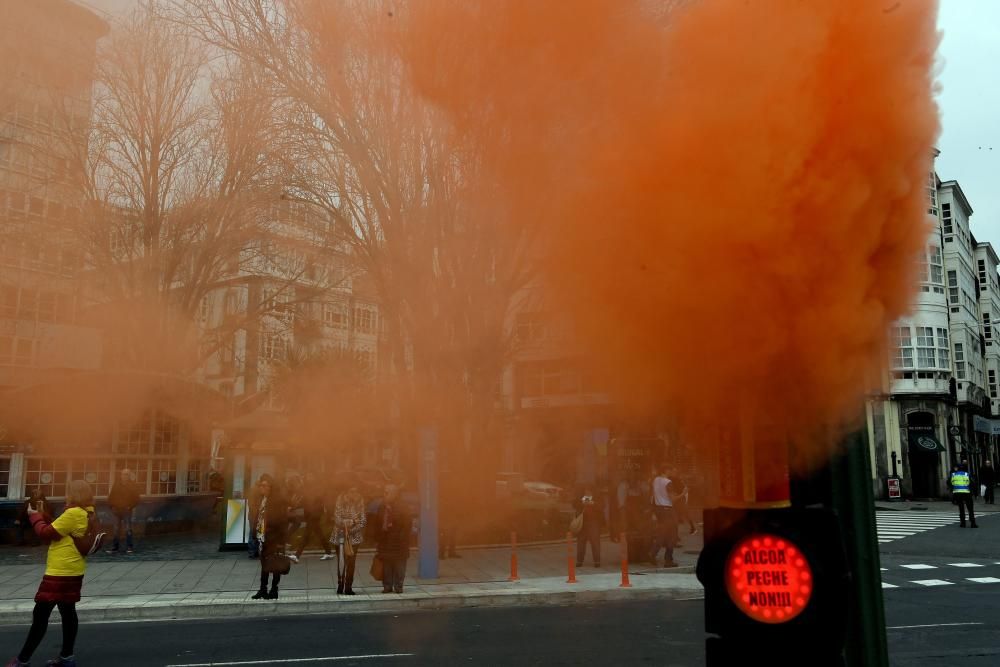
[907,411,945,498]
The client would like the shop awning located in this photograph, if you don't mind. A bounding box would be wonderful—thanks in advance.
[908,430,946,452]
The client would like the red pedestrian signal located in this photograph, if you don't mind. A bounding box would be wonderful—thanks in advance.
[726,533,812,624]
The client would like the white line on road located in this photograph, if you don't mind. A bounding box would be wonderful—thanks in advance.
[900,564,937,570]
[167,655,415,667]
[881,582,898,588]
[967,577,1000,584]
[887,622,984,630]
[911,579,954,586]
[948,562,985,568]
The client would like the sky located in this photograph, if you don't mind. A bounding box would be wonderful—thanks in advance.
[81,0,998,242]
[935,0,1000,247]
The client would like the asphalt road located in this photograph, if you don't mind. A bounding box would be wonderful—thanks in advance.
[0,600,706,667]
[3,506,997,666]
[880,506,1000,667]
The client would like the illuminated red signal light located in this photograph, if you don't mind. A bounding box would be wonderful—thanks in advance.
[724,532,812,624]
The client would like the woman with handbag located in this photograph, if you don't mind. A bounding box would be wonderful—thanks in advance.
[252,477,290,600]
[6,480,95,667]
[333,481,367,595]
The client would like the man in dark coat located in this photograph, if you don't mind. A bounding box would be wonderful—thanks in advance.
[108,468,141,553]
[981,460,996,505]
[375,484,412,593]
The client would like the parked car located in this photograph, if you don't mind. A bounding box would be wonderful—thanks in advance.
[495,472,566,511]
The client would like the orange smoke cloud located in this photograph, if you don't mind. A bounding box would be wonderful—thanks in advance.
[407,1,940,464]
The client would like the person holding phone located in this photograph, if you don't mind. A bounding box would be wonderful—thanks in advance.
[14,489,50,547]
[6,480,95,667]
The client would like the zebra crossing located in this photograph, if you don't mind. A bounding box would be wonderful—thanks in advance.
[876,511,958,544]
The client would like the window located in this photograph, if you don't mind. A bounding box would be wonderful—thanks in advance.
[116,412,152,455]
[948,270,959,305]
[70,459,113,497]
[18,288,36,319]
[0,337,31,366]
[260,332,287,361]
[516,312,548,343]
[153,412,179,456]
[198,296,210,324]
[979,259,988,288]
[990,370,998,399]
[891,327,913,368]
[984,313,993,342]
[955,342,966,379]
[0,286,16,318]
[915,326,936,368]
[187,460,203,493]
[937,328,950,368]
[323,302,348,329]
[929,246,944,285]
[24,458,69,498]
[150,459,177,495]
[37,292,56,323]
[353,307,376,334]
[942,203,952,235]
[0,457,9,498]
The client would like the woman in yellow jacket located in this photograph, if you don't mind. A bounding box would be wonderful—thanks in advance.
[7,480,95,667]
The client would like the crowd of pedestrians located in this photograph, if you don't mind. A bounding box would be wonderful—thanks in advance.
[571,463,699,570]
[245,471,412,598]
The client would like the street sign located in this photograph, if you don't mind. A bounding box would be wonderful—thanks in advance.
[725,533,812,624]
[887,478,901,500]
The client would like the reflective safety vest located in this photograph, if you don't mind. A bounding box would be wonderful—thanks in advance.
[951,471,971,493]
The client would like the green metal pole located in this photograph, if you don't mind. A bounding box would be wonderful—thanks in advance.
[829,427,889,667]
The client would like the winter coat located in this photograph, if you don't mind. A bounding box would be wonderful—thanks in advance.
[256,494,290,559]
[375,501,412,558]
[108,480,141,514]
[334,490,367,546]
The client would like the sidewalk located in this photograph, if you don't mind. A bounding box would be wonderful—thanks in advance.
[0,534,704,625]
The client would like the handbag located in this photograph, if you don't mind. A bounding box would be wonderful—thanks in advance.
[370,554,384,581]
[344,535,355,557]
[569,513,584,535]
[263,552,292,575]
[73,509,108,558]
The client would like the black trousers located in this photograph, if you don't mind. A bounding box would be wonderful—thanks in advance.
[260,569,282,590]
[956,493,977,525]
[336,547,358,591]
[986,485,996,504]
[18,601,78,661]
[576,522,600,565]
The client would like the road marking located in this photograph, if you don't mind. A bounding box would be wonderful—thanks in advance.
[167,655,415,667]
[911,579,953,586]
[875,513,959,543]
[967,577,1000,584]
[900,564,937,570]
[887,622,984,630]
[881,582,898,588]
[880,568,888,571]
[948,562,985,568]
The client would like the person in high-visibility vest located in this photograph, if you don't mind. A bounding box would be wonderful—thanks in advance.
[951,462,978,528]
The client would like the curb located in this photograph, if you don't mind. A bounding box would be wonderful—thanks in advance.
[0,584,703,626]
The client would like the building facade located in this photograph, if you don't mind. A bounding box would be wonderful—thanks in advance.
[0,0,109,510]
[868,156,1000,500]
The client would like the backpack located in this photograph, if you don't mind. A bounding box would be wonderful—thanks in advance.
[73,509,108,557]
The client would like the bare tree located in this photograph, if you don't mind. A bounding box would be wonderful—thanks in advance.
[32,5,347,377]
[172,0,536,475]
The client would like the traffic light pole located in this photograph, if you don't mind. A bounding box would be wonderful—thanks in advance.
[828,427,889,667]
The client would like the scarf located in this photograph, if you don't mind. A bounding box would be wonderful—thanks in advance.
[256,496,268,543]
